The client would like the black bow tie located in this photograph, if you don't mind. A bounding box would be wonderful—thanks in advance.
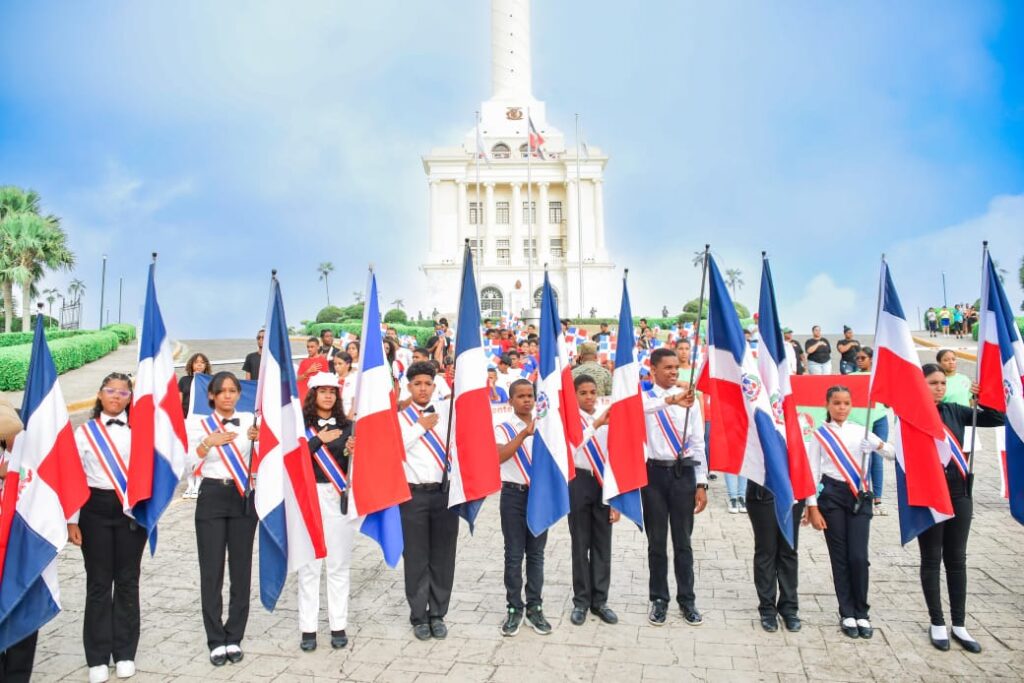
[105,419,126,427]
[220,417,240,427]
[317,417,336,428]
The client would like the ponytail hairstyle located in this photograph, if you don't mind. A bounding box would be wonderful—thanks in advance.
[824,384,851,423]
[90,372,134,420]
[921,363,943,377]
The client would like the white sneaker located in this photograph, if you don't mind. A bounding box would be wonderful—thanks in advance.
[727,498,739,514]
[181,490,191,499]
[115,660,136,678]
[88,665,110,683]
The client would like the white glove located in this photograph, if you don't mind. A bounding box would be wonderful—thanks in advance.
[859,437,881,454]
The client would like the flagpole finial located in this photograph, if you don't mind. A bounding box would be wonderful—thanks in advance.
[271,269,277,279]
[761,250,767,259]
[544,262,549,272]
[624,267,629,282]
[368,263,375,274]
[983,240,988,248]
[704,244,710,251]
[151,252,157,263]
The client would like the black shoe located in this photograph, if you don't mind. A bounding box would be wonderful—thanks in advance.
[591,605,618,625]
[930,633,950,651]
[841,621,860,639]
[501,608,523,637]
[570,607,587,626]
[413,623,432,641]
[210,649,227,667]
[300,633,317,652]
[430,619,448,639]
[858,624,873,639]
[783,616,802,632]
[330,630,348,649]
[951,631,982,654]
[682,607,704,626]
[760,615,778,632]
[225,645,243,664]
[648,600,668,626]
[525,605,552,635]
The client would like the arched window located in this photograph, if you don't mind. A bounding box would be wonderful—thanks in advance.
[533,286,557,309]
[519,143,529,158]
[491,143,510,159]
[480,286,504,319]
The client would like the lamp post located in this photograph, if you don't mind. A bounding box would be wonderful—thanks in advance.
[99,254,107,329]
[941,271,948,307]
[118,276,123,324]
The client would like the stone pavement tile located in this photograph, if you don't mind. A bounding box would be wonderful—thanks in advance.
[695,640,756,660]
[445,662,496,681]
[599,644,677,666]
[755,644,803,674]
[375,663,420,683]
[593,657,644,680]
[488,663,560,683]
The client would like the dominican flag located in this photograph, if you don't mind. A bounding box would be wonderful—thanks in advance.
[977,250,1024,524]
[604,278,646,528]
[870,261,952,543]
[697,256,799,547]
[756,256,817,506]
[528,115,546,160]
[351,271,410,567]
[526,273,580,535]
[448,245,501,529]
[127,261,188,554]
[254,275,327,610]
[0,316,89,651]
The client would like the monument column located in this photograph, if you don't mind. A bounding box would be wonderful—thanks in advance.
[511,182,523,266]
[491,0,532,99]
[428,180,441,259]
[456,179,467,244]
[593,178,606,256]
[538,181,549,263]
[565,179,578,262]
[484,182,496,266]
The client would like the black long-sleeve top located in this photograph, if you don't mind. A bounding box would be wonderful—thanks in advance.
[305,417,352,484]
[937,402,1004,450]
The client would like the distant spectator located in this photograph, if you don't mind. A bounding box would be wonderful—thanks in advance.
[804,326,831,375]
[952,305,965,340]
[242,329,264,380]
[592,322,611,342]
[836,326,861,375]
[937,349,972,407]
[926,308,938,337]
[487,369,509,404]
[783,328,804,375]
[939,307,951,336]
[179,352,211,417]
[319,328,339,360]
[571,343,613,396]
[298,337,330,402]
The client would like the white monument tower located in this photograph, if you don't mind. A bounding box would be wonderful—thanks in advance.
[420,0,616,319]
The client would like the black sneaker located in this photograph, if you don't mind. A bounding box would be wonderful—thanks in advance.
[412,623,431,641]
[429,619,448,639]
[299,632,317,652]
[330,630,348,649]
[648,600,668,626]
[501,608,523,637]
[525,605,552,635]
[682,607,704,626]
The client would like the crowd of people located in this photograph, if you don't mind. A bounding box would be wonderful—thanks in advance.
[925,304,978,339]
[0,314,1004,683]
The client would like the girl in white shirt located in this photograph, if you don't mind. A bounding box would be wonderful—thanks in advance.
[804,385,893,641]
[67,372,147,683]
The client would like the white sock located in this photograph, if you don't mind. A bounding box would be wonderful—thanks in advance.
[931,625,948,640]
[952,626,975,642]
[842,617,856,628]
[226,644,241,654]
[210,646,226,657]
[856,619,871,628]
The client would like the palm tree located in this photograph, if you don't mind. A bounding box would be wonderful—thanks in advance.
[68,278,86,304]
[390,298,404,311]
[724,268,744,297]
[691,250,705,269]
[2,212,74,328]
[352,290,364,304]
[42,287,59,325]
[317,261,334,306]
[0,186,43,332]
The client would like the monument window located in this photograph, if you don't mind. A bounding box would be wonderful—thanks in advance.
[492,143,511,159]
[496,201,510,224]
[549,201,562,223]
[550,238,564,257]
[481,287,503,319]
[523,238,537,263]
[497,239,511,265]
[533,286,558,309]
[469,202,482,225]
[468,238,484,260]
[522,201,535,224]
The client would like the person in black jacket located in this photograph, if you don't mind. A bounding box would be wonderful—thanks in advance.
[918,363,1004,654]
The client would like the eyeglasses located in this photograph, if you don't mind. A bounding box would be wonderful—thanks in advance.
[102,388,132,398]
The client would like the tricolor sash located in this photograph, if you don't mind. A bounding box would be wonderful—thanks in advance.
[400,406,448,471]
[579,416,606,486]
[942,426,969,480]
[200,415,250,496]
[82,419,129,505]
[306,426,348,494]
[498,422,533,484]
[814,424,865,497]
[646,389,686,456]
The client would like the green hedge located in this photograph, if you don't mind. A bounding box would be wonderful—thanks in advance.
[0,330,120,391]
[307,321,437,348]
[0,328,92,348]
[103,323,137,344]
[972,317,1024,341]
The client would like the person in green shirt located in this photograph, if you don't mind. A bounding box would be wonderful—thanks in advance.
[937,350,972,407]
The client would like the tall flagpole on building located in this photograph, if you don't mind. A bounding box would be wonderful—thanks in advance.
[575,113,584,318]
[526,106,535,305]
[475,110,482,271]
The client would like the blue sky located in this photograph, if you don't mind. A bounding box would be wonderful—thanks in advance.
[1,1,1022,338]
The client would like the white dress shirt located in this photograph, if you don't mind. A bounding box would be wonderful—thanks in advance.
[399,399,451,485]
[187,410,257,481]
[74,411,132,491]
[339,374,356,416]
[642,384,708,485]
[574,408,609,472]
[494,414,533,485]
[806,419,894,505]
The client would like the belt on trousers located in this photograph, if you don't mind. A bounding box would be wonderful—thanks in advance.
[409,483,443,492]
[203,478,237,487]
[502,481,529,492]
[647,459,678,468]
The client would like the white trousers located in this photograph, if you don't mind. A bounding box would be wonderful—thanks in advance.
[297,483,358,632]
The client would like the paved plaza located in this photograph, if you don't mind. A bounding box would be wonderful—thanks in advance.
[20,339,1024,681]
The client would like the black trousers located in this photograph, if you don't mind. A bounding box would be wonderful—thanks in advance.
[746,482,804,618]
[79,488,147,667]
[568,470,612,609]
[642,463,697,608]
[917,469,972,626]
[500,485,547,610]
[0,631,37,683]
[818,478,872,620]
[399,487,459,625]
[195,480,257,650]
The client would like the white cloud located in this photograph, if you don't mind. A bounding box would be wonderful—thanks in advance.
[781,274,860,334]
